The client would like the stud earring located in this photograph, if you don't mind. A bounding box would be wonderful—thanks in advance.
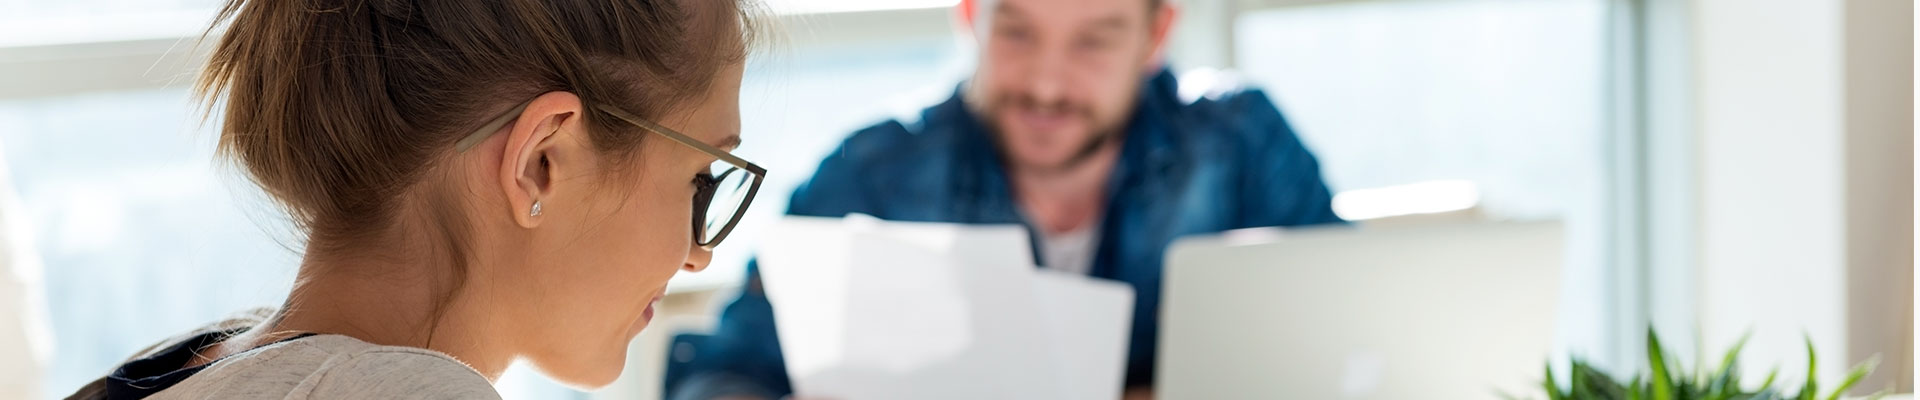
[530,201,543,217]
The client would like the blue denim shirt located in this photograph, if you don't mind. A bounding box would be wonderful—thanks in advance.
[671,68,1343,398]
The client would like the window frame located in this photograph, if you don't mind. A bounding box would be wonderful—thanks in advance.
[1213,0,1697,373]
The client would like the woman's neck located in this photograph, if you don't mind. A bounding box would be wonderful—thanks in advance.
[195,252,515,381]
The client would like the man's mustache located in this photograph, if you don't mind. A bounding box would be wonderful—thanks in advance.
[995,94,1095,121]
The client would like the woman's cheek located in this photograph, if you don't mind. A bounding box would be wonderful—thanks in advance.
[634,179,693,273]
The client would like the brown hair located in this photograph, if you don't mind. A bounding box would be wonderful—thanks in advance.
[197,0,760,256]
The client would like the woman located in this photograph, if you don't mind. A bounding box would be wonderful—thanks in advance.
[69,0,764,398]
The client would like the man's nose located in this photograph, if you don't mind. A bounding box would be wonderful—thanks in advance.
[1022,46,1069,104]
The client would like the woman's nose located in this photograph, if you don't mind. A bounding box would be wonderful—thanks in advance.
[682,244,713,273]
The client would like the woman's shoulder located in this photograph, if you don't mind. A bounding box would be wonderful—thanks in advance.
[153,334,500,400]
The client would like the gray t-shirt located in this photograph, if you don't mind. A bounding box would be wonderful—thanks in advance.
[68,309,501,399]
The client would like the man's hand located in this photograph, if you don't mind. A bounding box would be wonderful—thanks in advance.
[1123,387,1154,400]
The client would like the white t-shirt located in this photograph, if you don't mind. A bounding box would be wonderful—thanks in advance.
[1039,223,1101,275]
[70,308,501,400]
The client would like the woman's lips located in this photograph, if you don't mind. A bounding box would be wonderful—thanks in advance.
[643,295,659,322]
[629,294,664,337]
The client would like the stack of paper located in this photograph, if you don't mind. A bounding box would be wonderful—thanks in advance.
[756,215,1135,400]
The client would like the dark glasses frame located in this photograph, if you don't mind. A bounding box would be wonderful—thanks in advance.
[457,100,766,250]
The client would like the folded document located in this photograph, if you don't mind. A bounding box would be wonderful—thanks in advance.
[756,215,1135,400]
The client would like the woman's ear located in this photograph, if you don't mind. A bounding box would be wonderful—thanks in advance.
[499,91,584,228]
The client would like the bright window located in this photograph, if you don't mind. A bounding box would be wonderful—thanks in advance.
[1234,0,1614,362]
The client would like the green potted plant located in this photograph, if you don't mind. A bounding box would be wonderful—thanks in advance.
[1518,329,1886,400]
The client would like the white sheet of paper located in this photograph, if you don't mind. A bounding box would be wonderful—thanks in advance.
[756,215,1134,400]
[1031,270,1135,400]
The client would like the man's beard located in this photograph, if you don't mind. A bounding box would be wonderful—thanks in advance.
[978,93,1126,175]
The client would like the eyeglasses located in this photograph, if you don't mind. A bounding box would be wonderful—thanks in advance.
[457,101,765,250]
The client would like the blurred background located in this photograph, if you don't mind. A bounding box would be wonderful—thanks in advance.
[0,0,1910,398]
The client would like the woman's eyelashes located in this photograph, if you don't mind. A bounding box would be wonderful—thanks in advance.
[691,171,713,190]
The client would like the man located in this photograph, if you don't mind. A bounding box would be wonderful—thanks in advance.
[670,0,1343,397]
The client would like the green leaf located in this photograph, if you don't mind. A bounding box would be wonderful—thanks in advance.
[1578,360,1630,400]
[1707,369,1739,400]
[1650,329,1676,400]
[1759,366,1780,392]
[1546,362,1566,400]
[1717,332,1753,383]
[1822,356,1878,400]
[1573,360,1591,396]
[1796,336,1817,400]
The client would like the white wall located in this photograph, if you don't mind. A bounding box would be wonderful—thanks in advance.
[1693,0,1912,394]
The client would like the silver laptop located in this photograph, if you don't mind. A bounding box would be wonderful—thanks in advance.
[1156,221,1561,400]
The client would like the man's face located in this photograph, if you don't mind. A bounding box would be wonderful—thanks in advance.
[971,0,1163,172]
